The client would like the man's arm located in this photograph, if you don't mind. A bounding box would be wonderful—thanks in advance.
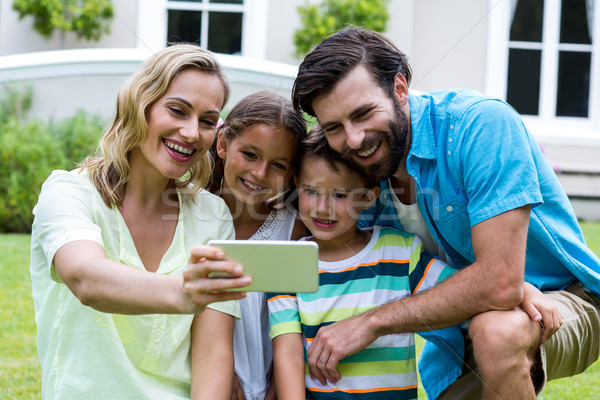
[307,205,530,384]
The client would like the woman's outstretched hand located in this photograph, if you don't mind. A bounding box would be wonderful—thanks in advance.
[182,245,251,314]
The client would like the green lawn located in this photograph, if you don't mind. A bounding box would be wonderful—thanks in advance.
[1,223,600,398]
[0,234,39,399]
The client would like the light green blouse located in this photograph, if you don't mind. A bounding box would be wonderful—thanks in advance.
[30,169,239,399]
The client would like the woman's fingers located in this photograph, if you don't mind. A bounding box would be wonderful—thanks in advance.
[181,245,252,313]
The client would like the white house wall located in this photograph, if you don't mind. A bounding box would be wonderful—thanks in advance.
[0,0,138,55]
[265,0,305,65]
[1,0,489,93]
[409,0,489,93]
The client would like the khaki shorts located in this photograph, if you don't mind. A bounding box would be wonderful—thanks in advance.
[437,282,600,399]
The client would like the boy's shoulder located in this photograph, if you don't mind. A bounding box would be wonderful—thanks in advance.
[372,225,419,247]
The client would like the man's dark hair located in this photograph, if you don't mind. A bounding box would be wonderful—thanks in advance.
[292,26,412,117]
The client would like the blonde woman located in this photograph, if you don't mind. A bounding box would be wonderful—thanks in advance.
[30,44,250,399]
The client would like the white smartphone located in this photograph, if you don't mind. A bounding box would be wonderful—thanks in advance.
[207,240,319,293]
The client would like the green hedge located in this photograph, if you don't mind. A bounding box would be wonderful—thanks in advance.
[0,87,105,233]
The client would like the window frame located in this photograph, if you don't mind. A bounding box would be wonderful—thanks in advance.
[136,0,268,59]
[486,0,600,139]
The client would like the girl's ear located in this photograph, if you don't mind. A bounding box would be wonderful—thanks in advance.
[215,130,228,159]
[363,185,381,210]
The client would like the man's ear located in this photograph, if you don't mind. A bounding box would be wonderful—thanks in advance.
[215,130,228,159]
[363,185,381,209]
[393,72,409,106]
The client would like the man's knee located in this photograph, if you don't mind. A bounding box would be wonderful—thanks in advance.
[469,308,541,362]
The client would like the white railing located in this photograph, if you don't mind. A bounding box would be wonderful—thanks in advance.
[0,48,298,120]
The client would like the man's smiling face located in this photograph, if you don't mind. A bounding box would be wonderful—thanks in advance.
[312,65,409,182]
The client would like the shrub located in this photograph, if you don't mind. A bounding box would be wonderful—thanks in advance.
[0,118,65,233]
[293,0,390,57]
[0,110,106,233]
[0,84,33,126]
[0,83,106,232]
[49,110,104,169]
[12,0,114,42]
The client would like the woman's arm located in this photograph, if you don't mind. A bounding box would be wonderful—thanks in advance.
[53,240,250,314]
[272,333,305,400]
[191,308,236,400]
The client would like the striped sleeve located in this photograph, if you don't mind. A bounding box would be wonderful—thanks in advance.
[266,293,302,339]
[408,236,457,295]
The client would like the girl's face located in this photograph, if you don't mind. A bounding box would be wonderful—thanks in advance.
[217,124,296,206]
[297,157,377,245]
[133,68,225,182]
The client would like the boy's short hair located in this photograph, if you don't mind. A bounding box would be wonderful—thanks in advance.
[299,125,380,189]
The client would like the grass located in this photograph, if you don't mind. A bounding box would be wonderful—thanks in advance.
[1,223,600,398]
[0,234,39,399]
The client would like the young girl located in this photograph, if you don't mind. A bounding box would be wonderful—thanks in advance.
[30,44,251,400]
[209,91,307,400]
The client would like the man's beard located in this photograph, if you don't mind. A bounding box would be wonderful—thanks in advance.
[340,95,408,182]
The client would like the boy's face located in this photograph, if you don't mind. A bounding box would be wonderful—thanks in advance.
[297,157,377,245]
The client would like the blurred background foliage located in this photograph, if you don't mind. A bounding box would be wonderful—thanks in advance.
[293,0,390,57]
[0,84,105,233]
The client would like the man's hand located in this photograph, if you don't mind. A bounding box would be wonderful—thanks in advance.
[307,312,378,385]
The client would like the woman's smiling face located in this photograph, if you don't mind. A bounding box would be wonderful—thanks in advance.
[133,68,225,181]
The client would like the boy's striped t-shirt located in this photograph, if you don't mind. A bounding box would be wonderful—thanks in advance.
[267,226,456,400]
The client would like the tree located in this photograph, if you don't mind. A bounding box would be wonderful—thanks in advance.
[293,0,390,58]
[12,0,114,44]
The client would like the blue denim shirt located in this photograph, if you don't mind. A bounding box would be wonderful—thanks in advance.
[359,90,600,399]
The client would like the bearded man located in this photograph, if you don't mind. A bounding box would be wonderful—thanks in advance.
[292,26,600,400]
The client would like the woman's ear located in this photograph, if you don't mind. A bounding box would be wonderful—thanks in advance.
[215,130,228,159]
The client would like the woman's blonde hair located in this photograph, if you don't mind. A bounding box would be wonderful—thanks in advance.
[81,43,230,208]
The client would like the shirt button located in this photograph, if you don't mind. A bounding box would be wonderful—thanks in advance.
[449,138,453,142]
[448,151,451,155]
[447,206,453,212]
[450,125,454,129]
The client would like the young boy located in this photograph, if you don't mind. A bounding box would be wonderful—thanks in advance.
[267,127,457,399]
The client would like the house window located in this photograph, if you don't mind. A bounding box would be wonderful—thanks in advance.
[166,0,244,55]
[505,0,596,119]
